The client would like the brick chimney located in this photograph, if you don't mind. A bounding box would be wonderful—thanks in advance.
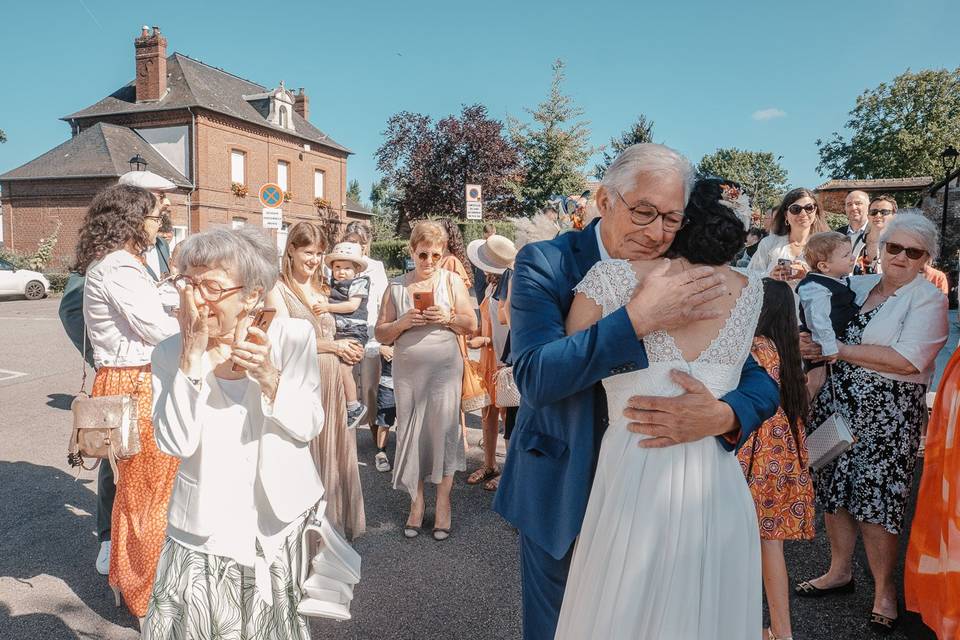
[294,88,309,121]
[135,26,167,103]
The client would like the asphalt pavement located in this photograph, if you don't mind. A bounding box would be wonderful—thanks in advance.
[0,294,948,639]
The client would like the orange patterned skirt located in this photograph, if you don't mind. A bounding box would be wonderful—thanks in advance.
[92,364,179,617]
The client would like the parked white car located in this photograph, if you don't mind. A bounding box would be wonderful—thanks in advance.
[0,258,49,300]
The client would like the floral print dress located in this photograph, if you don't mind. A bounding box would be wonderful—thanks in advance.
[810,304,927,535]
[737,337,815,540]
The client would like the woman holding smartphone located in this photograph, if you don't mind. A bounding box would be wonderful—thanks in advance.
[748,188,830,284]
[375,220,477,541]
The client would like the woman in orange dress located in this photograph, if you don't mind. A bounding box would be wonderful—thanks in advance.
[905,346,960,638]
[738,279,815,640]
[76,184,181,622]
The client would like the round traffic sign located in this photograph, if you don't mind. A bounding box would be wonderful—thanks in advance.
[259,183,284,208]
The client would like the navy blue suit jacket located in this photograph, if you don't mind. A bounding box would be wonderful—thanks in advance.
[492,220,780,560]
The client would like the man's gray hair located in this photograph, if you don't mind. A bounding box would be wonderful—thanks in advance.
[600,143,696,204]
[879,210,940,262]
[175,226,279,293]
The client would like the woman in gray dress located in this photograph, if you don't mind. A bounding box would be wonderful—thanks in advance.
[375,220,477,541]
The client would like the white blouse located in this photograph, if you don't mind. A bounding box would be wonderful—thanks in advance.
[152,318,325,605]
[849,274,949,384]
[83,249,179,367]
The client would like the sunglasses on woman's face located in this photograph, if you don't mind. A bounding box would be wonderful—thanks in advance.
[787,203,817,215]
[884,242,927,260]
[417,252,442,263]
[868,209,895,218]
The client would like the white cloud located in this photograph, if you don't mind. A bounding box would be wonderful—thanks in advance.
[752,108,786,121]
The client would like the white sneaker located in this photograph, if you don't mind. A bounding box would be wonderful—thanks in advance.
[96,540,111,575]
[375,451,391,473]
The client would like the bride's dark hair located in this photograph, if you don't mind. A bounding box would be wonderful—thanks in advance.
[667,177,747,265]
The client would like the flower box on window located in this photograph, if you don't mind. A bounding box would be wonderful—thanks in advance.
[231,182,248,198]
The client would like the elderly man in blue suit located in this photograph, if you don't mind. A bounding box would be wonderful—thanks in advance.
[492,143,780,640]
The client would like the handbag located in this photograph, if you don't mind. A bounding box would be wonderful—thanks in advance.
[298,504,361,621]
[67,335,143,477]
[442,271,490,412]
[494,366,520,408]
[806,364,855,470]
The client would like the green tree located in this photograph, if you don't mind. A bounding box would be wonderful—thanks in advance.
[816,68,960,180]
[697,148,790,213]
[594,115,656,179]
[509,59,595,214]
[346,179,362,203]
[370,178,399,240]
[0,129,6,143]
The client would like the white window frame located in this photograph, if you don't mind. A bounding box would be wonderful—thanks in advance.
[171,225,187,249]
[277,161,290,192]
[230,150,246,185]
[314,170,325,199]
[231,217,247,230]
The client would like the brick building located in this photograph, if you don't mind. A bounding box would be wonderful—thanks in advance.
[919,168,960,265]
[0,26,368,265]
[814,177,934,213]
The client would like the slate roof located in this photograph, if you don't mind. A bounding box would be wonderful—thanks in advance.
[0,122,191,186]
[62,53,351,154]
[346,198,374,217]
[815,177,934,191]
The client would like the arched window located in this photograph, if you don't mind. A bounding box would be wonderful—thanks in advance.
[279,106,288,128]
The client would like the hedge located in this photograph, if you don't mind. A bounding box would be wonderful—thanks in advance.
[370,240,410,272]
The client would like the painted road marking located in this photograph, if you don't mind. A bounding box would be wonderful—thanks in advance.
[0,368,28,381]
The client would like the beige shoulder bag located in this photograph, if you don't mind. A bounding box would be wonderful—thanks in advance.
[67,334,142,477]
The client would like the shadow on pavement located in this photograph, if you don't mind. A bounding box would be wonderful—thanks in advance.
[46,393,75,411]
[0,602,79,640]
[0,461,138,635]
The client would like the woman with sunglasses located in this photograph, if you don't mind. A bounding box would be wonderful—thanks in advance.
[375,220,477,540]
[796,213,949,634]
[75,184,180,623]
[748,188,830,283]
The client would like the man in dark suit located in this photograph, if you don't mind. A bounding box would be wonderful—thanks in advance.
[492,144,780,640]
[837,189,869,263]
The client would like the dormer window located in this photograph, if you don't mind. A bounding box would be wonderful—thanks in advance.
[242,80,296,132]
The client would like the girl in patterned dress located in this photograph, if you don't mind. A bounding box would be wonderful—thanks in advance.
[738,279,815,640]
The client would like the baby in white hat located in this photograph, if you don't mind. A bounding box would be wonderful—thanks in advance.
[316,242,371,428]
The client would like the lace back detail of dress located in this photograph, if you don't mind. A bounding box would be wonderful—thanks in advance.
[573,259,637,317]
[644,272,765,365]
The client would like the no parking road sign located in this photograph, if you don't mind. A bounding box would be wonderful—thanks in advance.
[259,183,284,208]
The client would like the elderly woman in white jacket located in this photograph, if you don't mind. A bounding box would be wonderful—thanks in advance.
[145,227,324,640]
[795,213,949,634]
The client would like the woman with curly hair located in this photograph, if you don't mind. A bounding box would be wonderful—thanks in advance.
[438,218,472,290]
[76,183,180,625]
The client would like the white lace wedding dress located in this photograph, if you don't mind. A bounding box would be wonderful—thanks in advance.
[555,260,763,640]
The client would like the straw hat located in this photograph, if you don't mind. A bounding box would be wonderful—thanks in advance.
[467,234,518,275]
[324,242,368,272]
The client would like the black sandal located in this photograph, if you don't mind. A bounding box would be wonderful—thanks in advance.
[869,612,899,635]
[794,578,855,597]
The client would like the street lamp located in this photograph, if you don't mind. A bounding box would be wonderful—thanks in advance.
[939,145,958,263]
[128,154,148,172]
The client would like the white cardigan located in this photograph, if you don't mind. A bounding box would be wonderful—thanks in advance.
[848,274,949,384]
[747,233,810,275]
[152,318,325,592]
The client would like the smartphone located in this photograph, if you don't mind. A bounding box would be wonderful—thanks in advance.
[232,307,277,372]
[412,291,434,311]
[776,258,795,278]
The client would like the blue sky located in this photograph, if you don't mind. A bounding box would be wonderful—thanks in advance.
[0,0,956,202]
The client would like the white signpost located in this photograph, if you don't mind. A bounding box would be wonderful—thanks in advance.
[262,207,283,230]
[465,184,482,220]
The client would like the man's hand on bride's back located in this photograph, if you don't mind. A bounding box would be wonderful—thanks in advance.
[625,259,727,338]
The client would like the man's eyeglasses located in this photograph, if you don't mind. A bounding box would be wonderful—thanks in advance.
[884,242,927,260]
[613,189,686,231]
[868,209,895,218]
[417,251,443,263]
[143,215,163,223]
[171,275,245,302]
[787,203,817,215]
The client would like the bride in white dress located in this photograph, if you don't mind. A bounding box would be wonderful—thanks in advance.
[555,179,763,640]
